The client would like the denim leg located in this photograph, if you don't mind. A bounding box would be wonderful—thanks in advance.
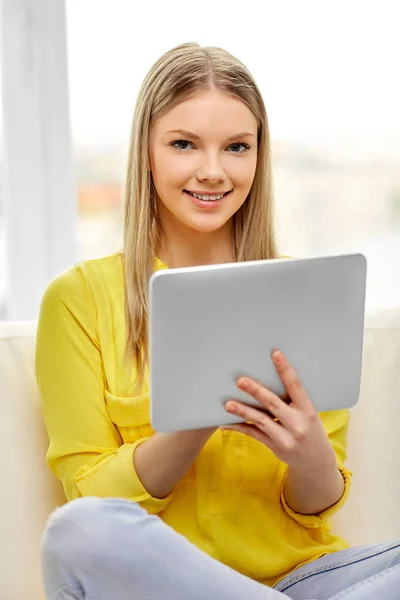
[41,497,298,600]
[329,564,400,600]
[274,540,400,600]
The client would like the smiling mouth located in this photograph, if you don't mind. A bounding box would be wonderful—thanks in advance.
[184,190,232,201]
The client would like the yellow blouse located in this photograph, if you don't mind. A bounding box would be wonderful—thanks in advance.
[35,252,352,588]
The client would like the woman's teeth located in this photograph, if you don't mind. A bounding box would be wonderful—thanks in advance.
[189,192,226,201]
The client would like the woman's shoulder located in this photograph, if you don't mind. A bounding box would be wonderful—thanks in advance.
[40,252,124,314]
[77,251,124,294]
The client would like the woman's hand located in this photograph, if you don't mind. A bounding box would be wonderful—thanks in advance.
[223,350,337,470]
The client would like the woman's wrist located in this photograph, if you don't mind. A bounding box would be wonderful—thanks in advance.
[284,454,344,515]
[133,426,217,499]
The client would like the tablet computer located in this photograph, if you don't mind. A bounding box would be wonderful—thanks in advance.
[149,253,367,433]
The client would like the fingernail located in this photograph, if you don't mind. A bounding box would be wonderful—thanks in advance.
[237,377,248,389]
[273,350,283,364]
[225,402,237,413]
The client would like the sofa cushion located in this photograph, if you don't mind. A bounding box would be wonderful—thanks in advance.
[0,322,65,600]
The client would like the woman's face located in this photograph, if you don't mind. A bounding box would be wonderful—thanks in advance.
[148,89,258,236]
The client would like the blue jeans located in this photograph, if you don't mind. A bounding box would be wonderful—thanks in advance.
[41,497,400,600]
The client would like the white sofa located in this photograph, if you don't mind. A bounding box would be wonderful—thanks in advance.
[1,311,400,599]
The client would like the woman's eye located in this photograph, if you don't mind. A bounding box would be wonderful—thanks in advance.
[229,143,250,153]
[170,140,250,153]
[171,140,194,151]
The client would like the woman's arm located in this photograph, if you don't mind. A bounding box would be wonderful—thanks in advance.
[134,427,217,499]
[283,450,344,515]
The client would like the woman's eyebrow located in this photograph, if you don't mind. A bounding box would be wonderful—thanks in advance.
[164,129,256,142]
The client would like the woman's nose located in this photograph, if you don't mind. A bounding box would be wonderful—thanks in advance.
[197,153,225,183]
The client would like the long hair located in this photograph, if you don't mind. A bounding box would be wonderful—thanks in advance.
[123,42,280,392]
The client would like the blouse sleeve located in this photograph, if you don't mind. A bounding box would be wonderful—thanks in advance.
[35,266,172,513]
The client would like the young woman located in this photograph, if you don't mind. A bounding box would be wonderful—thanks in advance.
[36,42,400,600]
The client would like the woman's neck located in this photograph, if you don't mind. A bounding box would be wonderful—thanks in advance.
[156,222,235,269]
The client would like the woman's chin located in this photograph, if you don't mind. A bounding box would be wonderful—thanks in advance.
[185,216,231,234]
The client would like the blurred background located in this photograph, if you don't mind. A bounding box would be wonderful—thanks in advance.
[0,0,399,320]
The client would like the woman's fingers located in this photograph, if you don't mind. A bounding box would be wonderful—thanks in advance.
[232,376,297,430]
[221,422,285,451]
[223,352,323,461]
[271,350,313,411]
[224,350,316,442]
[225,397,293,445]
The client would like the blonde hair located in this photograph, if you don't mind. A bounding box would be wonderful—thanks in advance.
[123,42,280,391]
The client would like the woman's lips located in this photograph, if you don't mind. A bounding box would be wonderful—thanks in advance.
[184,190,232,209]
